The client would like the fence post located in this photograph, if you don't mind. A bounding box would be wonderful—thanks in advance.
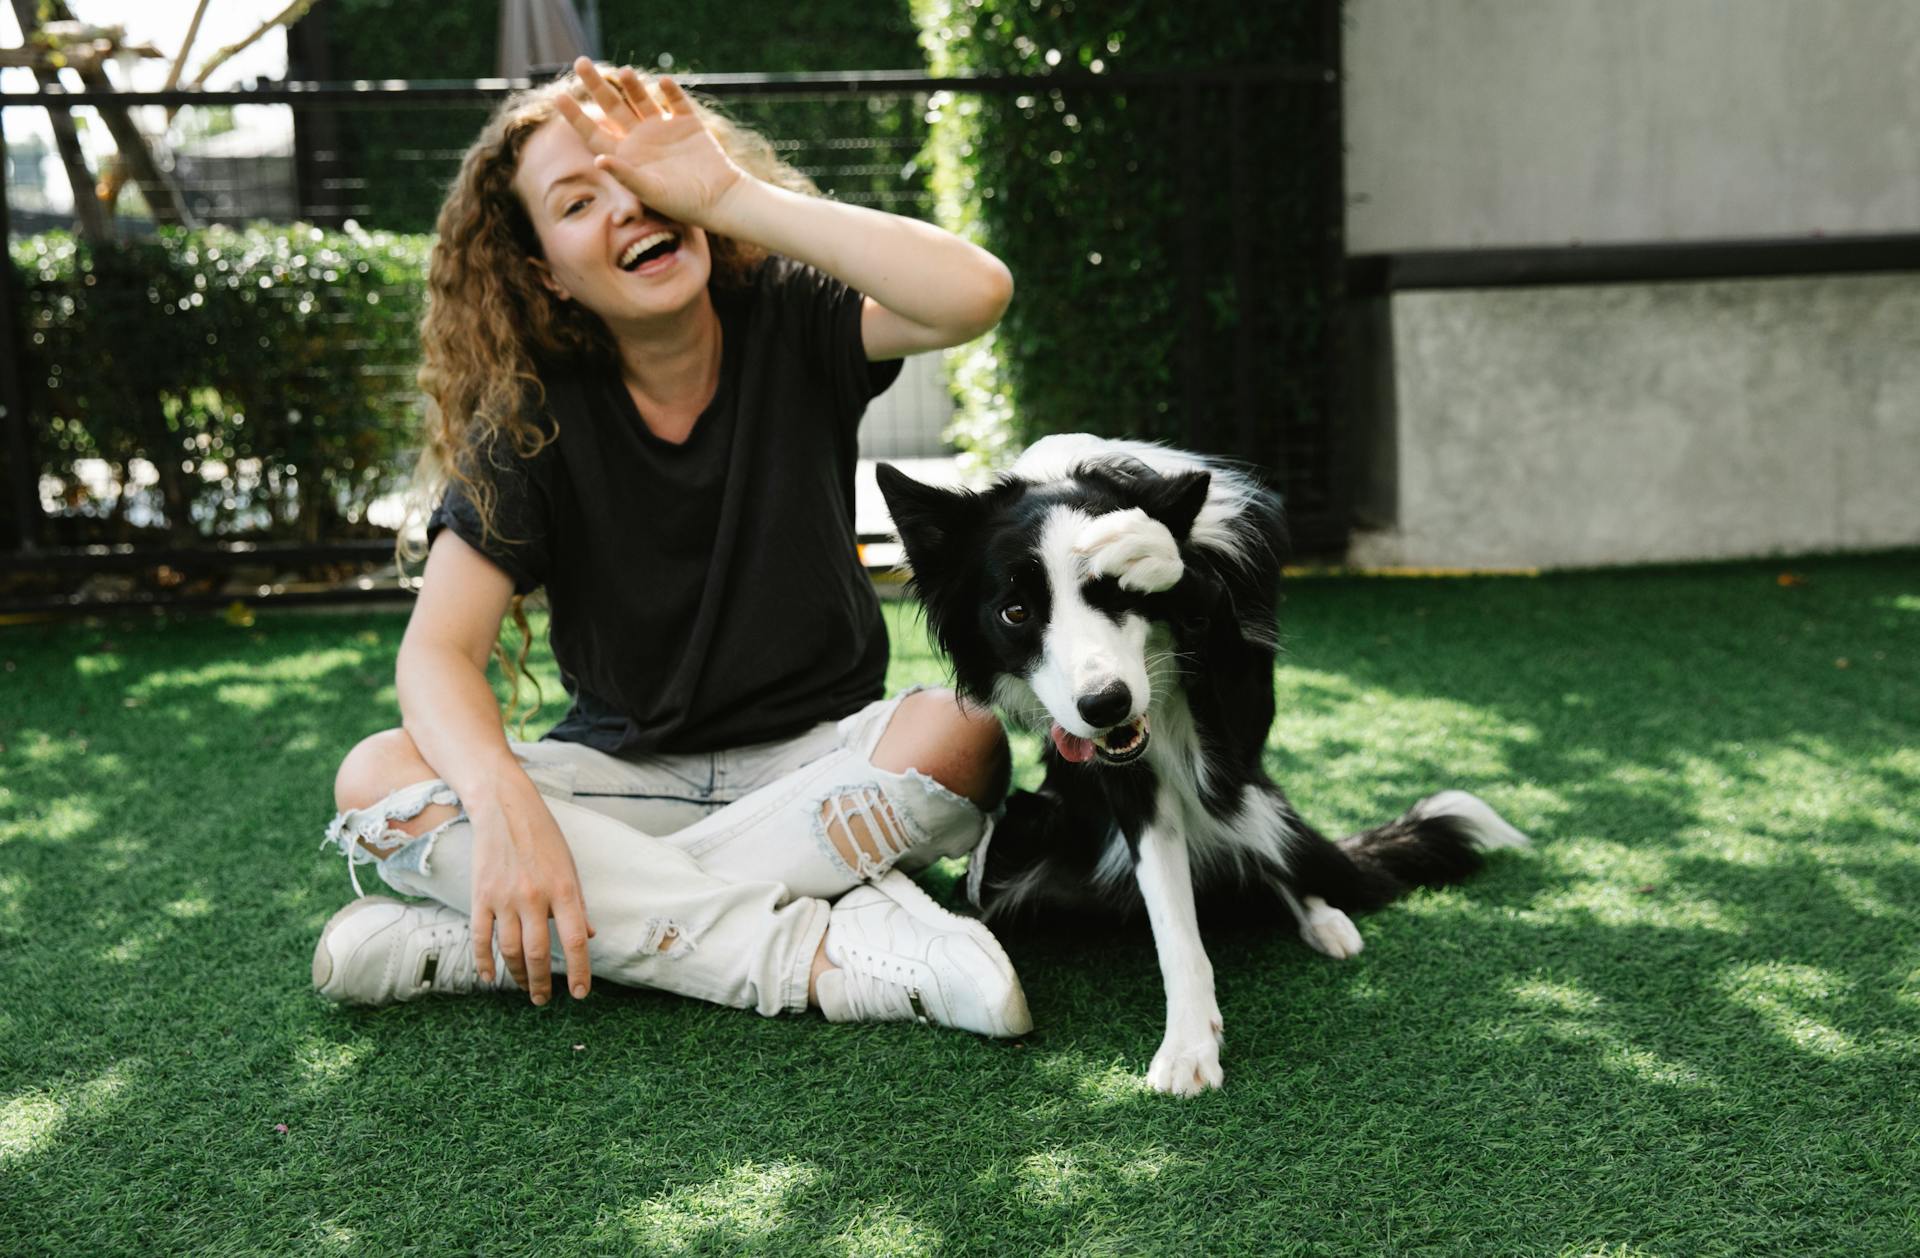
[0,108,39,553]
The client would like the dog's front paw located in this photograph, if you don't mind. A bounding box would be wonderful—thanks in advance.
[1299,896,1364,959]
[1146,1015,1225,1096]
[1074,508,1184,593]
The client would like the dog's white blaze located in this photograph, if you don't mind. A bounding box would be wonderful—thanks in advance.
[1028,506,1152,738]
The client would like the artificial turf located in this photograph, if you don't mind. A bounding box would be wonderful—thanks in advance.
[1,552,1915,1254]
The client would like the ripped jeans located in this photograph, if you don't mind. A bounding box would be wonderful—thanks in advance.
[320,689,989,1016]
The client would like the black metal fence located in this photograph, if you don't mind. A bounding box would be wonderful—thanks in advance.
[0,63,1344,616]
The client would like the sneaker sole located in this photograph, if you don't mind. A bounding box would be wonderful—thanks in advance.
[312,894,404,999]
[873,873,1033,1037]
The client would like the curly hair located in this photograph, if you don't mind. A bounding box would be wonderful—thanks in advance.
[397,68,818,734]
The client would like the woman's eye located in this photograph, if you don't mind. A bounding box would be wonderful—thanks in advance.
[998,604,1029,627]
[563,198,589,217]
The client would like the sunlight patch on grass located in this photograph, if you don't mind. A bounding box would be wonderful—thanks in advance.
[1505,979,1720,1092]
[1271,667,1540,781]
[1820,868,1908,921]
[828,1205,943,1256]
[163,893,213,919]
[73,653,124,677]
[1721,963,1856,1058]
[215,682,279,712]
[0,793,99,846]
[125,648,369,698]
[0,1062,136,1165]
[1018,1143,1190,1209]
[1028,1051,1159,1106]
[295,1038,377,1087]
[595,1161,822,1253]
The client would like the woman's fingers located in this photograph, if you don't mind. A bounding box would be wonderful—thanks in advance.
[518,907,554,1004]
[653,75,693,116]
[473,905,496,984]
[495,913,532,994]
[574,57,635,127]
[615,66,661,120]
[551,90,610,152]
[554,893,594,1000]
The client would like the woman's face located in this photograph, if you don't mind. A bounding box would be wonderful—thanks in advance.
[511,113,713,328]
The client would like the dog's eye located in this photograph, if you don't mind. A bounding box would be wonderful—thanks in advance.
[998,604,1030,627]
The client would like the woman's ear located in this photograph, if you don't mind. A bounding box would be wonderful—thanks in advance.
[529,257,571,302]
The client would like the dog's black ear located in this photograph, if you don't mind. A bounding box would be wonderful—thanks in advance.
[1138,468,1212,540]
[876,463,982,575]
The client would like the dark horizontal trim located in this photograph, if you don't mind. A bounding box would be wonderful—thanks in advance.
[0,584,412,618]
[0,539,396,573]
[1346,234,1920,296]
[0,65,1331,109]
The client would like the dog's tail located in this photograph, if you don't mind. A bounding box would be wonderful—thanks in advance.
[1314,791,1531,912]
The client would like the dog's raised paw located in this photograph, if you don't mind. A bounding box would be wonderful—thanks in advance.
[1073,508,1184,593]
[1300,896,1364,959]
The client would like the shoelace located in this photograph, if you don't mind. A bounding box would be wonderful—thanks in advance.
[835,947,932,1024]
[415,919,495,995]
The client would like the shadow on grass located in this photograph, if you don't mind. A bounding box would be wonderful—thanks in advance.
[2,556,1917,1251]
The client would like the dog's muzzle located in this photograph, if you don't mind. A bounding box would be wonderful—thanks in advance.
[1049,714,1151,765]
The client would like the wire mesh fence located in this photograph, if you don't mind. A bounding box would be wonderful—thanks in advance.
[1,65,1343,614]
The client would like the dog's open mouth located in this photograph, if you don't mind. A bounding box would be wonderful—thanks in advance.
[1049,715,1151,766]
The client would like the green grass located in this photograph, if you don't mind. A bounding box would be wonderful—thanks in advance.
[2,553,1916,1255]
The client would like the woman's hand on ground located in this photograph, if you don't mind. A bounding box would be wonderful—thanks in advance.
[467,775,595,1004]
[554,57,745,229]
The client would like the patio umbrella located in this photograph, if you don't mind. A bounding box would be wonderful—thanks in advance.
[497,0,596,79]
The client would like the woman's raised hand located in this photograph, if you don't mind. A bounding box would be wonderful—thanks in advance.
[554,58,745,228]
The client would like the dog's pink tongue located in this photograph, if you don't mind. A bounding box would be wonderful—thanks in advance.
[1049,724,1097,764]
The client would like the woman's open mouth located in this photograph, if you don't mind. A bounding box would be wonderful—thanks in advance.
[618,230,680,274]
[1048,715,1151,766]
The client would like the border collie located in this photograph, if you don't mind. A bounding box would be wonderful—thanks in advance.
[877,435,1529,1095]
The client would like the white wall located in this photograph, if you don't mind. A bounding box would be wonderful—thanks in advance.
[1344,0,1920,251]
[1349,272,1920,570]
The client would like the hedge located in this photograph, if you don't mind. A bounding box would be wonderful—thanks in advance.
[11,224,430,544]
[913,0,1338,486]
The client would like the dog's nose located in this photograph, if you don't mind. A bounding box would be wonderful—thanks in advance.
[1076,681,1133,729]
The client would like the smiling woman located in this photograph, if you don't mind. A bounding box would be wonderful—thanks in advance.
[313,59,1027,1039]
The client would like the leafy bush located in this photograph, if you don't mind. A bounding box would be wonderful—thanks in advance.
[913,0,1338,498]
[11,224,430,543]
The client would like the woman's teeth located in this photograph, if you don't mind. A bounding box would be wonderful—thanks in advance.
[619,231,677,270]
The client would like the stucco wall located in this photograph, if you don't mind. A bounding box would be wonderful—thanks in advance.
[1344,0,1920,251]
[1348,273,1920,570]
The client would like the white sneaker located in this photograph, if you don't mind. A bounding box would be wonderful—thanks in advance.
[312,895,514,1006]
[815,871,1033,1037]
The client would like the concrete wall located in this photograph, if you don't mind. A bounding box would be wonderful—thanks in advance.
[1340,0,1920,568]
[1347,273,1920,569]
[1345,0,1920,251]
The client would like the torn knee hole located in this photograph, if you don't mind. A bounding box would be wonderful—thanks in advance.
[819,787,912,876]
[640,918,694,958]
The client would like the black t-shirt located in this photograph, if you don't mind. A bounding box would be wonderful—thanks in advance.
[426,257,903,756]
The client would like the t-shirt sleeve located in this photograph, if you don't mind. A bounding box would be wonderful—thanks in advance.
[425,428,554,596]
[774,259,905,433]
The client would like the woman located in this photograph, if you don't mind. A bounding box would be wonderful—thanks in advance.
[314,60,1029,1036]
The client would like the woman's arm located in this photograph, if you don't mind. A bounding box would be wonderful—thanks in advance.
[709,179,1012,360]
[556,59,1013,360]
[399,533,595,1004]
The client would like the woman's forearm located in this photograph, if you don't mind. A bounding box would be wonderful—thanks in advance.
[395,639,533,807]
[708,177,1012,342]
